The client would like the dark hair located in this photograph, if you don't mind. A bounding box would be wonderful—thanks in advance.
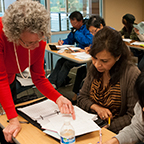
[86,15,106,30]
[69,11,83,21]
[123,14,135,24]
[89,26,132,85]
[135,72,144,109]
[122,14,135,34]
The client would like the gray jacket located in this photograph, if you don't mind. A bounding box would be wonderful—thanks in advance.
[116,102,144,144]
[77,64,140,133]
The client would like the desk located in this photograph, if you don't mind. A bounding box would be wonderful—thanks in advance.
[0,97,116,144]
[125,41,144,51]
[45,43,91,71]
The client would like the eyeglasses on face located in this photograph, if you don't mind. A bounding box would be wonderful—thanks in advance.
[90,28,98,35]
[19,37,45,47]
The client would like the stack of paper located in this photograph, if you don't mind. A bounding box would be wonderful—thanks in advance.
[71,52,91,60]
[16,68,34,86]
[17,99,99,139]
[130,41,144,46]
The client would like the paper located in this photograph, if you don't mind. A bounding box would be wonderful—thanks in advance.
[71,52,91,60]
[56,45,74,49]
[133,22,144,35]
[16,68,34,86]
[123,38,132,43]
[130,41,144,46]
[17,99,99,139]
[57,46,81,53]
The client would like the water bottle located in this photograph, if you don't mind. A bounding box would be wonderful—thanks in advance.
[60,120,75,144]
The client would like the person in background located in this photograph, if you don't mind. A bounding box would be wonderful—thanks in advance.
[72,15,106,103]
[0,1,75,143]
[120,13,144,65]
[77,26,140,134]
[48,11,93,89]
[120,13,139,40]
[103,71,144,144]
[134,28,144,71]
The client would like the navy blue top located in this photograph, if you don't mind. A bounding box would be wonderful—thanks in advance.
[63,24,93,49]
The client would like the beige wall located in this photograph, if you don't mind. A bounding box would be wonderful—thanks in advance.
[103,0,144,31]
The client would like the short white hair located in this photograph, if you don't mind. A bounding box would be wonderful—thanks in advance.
[2,0,51,43]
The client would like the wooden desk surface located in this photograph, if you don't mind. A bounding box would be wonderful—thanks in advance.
[0,97,116,144]
[45,43,91,64]
[125,41,144,51]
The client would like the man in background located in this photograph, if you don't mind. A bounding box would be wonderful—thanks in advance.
[48,11,93,89]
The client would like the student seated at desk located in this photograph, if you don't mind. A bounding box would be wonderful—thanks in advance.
[0,1,75,143]
[120,13,144,64]
[72,15,106,102]
[120,13,139,40]
[77,26,140,134]
[48,11,93,89]
[104,71,144,144]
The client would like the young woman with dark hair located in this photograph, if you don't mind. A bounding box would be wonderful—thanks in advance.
[77,26,140,134]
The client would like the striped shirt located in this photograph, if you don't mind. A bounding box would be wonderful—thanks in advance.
[90,78,121,118]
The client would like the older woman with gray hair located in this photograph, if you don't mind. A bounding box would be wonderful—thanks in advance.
[0,1,75,143]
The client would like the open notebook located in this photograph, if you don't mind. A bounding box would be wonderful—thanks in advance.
[17,99,100,139]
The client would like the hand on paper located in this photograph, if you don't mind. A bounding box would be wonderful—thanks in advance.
[56,95,76,120]
[91,104,113,120]
[58,40,64,45]
[3,117,21,143]
[84,46,91,54]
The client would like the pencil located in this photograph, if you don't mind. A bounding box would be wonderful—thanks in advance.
[108,117,111,126]
[7,120,29,124]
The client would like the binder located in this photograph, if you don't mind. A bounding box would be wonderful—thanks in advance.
[16,98,100,140]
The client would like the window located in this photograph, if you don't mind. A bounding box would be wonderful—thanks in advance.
[0,0,101,32]
[0,0,4,16]
[50,0,91,32]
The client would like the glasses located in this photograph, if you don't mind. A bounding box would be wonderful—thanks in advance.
[90,28,98,35]
[19,37,45,47]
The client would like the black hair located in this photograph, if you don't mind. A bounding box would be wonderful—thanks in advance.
[86,15,106,30]
[89,26,132,85]
[69,11,83,21]
[122,14,135,34]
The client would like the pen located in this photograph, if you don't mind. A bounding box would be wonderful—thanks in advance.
[7,120,29,124]
[99,129,102,144]
[108,117,111,127]
[59,38,62,45]
[68,47,75,53]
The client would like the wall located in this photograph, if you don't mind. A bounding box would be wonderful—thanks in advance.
[103,0,144,31]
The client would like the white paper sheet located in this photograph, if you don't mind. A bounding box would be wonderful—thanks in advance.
[56,45,74,49]
[123,38,132,42]
[16,68,34,86]
[130,41,144,46]
[71,52,91,60]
